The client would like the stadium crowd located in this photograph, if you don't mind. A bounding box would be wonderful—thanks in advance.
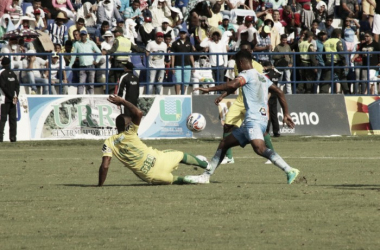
[0,0,379,95]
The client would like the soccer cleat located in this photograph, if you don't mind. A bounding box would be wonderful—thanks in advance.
[264,159,272,164]
[286,168,300,184]
[221,156,234,164]
[184,174,210,184]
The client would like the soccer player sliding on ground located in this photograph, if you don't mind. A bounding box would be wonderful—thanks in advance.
[98,95,212,186]
[188,50,300,184]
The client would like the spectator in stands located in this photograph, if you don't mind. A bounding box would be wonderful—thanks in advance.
[237,16,257,43]
[95,21,110,47]
[138,16,155,46]
[171,28,195,95]
[10,0,23,25]
[208,3,222,28]
[273,34,293,94]
[0,37,24,72]
[158,18,175,40]
[343,17,360,53]
[315,30,327,93]
[97,0,122,28]
[301,3,315,30]
[48,12,68,46]
[293,0,312,12]
[298,31,317,94]
[352,34,366,94]
[72,29,81,42]
[77,2,97,35]
[163,33,173,85]
[22,49,49,95]
[273,10,284,35]
[195,16,210,49]
[68,18,88,40]
[225,0,245,10]
[322,29,347,94]
[282,5,299,29]
[146,32,167,95]
[200,29,228,84]
[168,6,182,28]
[188,1,212,34]
[319,16,335,38]
[124,0,143,25]
[150,0,171,28]
[314,1,327,24]
[25,0,47,29]
[340,0,359,19]
[52,0,77,20]
[125,19,138,44]
[0,15,12,40]
[97,30,114,85]
[0,0,15,18]
[374,3,380,43]
[261,14,281,50]
[69,30,102,94]
[33,9,46,31]
[49,52,67,95]
[254,26,272,64]
[219,15,236,34]
[352,31,380,94]
[362,0,376,28]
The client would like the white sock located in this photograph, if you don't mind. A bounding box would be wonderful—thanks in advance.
[205,149,223,175]
[269,152,292,173]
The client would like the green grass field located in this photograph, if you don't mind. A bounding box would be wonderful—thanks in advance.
[1,136,380,250]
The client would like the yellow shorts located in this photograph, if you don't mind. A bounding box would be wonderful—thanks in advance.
[225,101,246,127]
[362,0,375,16]
[149,150,184,185]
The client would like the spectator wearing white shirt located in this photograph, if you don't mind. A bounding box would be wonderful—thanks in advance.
[22,50,49,95]
[0,38,24,72]
[97,30,114,85]
[25,0,47,29]
[150,0,171,29]
[49,52,67,95]
[207,3,222,28]
[146,32,168,95]
[200,29,228,84]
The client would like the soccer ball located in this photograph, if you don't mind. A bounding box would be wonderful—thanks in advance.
[187,113,206,132]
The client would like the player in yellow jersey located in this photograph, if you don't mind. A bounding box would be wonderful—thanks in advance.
[98,95,211,186]
[217,43,275,165]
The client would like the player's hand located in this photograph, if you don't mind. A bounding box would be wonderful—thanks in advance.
[283,114,295,129]
[193,87,210,94]
[107,95,123,105]
[214,96,223,105]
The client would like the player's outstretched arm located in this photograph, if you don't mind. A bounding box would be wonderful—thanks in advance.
[269,84,295,129]
[98,156,112,186]
[108,95,143,125]
[194,79,240,94]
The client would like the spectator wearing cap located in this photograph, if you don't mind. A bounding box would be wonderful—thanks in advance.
[259,14,281,50]
[297,31,318,94]
[52,0,77,20]
[33,8,46,31]
[254,25,272,64]
[373,1,380,43]
[314,1,327,24]
[208,3,222,28]
[22,49,49,95]
[117,62,140,115]
[318,16,335,38]
[49,53,67,95]
[272,34,293,94]
[168,6,183,28]
[68,18,88,40]
[322,29,348,94]
[171,29,195,95]
[95,21,110,47]
[138,16,155,45]
[146,32,167,95]
[95,30,114,85]
[124,0,143,24]
[150,0,171,28]
[219,15,236,34]
[158,18,175,40]
[47,12,68,46]
[0,57,19,143]
[102,26,147,93]
[25,0,47,29]
[315,30,327,92]
[97,0,122,28]
[69,30,102,95]
[237,16,257,44]
[200,29,228,85]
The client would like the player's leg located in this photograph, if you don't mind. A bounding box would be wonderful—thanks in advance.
[221,123,236,164]
[180,153,209,169]
[0,103,10,142]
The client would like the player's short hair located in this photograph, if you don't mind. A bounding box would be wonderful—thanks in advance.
[116,114,130,133]
[235,50,253,63]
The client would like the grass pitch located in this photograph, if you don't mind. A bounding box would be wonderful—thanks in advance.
[1,136,380,250]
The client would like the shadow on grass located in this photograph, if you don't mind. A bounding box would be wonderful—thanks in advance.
[323,184,380,191]
[61,184,152,187]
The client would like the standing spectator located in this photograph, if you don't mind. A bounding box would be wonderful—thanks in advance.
[97,30,114,85]
[352,32,380,94]
[0,57,19,143]
[373,2,380,43]
[138,16,155,46]
[22,50,49,95]
[95,21,110,47]
[171,29,195,95]
[273,34,293,94]
[261,14,281,50]
[219,15,236,34]
[352,34,366,94]
[343,17,360,53]
[322,29,347,94]
[208,3,222,28]
[68,18,88,40]
[69,30,102,94]
[118,61,139,116]
[195,16,211,50]
[48,12,68,46]
[314,1,327,24]
[340,0,359,19]
[25,0,47,29]
[146,32,167,95]
[49,53,67,95]
[362,0,376,28]
[319,17,335,38]
[273,10,284,35]
[254,26,272,64]
[159,18,175,40]
[150,0,171,29]
[200,30,228,85]
[237,16,257,43]
[315,30,327,93]
[163,33,173,86]
[124,0,143,24]
[125,19,138,44]
[298,31,318,94]
[97,0,122,28]
[52,0,77,20]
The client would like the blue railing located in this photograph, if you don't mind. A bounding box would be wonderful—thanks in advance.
[1,51,379,95]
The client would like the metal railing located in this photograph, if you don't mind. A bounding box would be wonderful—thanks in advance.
[1,51,379,95]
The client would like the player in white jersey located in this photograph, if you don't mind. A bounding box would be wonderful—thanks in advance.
[186,50,300,184]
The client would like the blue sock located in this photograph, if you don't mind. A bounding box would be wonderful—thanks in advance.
[262,148,292,173]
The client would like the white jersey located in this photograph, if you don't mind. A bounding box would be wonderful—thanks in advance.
[237,69,273,123]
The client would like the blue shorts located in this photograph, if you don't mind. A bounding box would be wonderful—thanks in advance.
[174,65,191,86]
[232,121,267,147]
